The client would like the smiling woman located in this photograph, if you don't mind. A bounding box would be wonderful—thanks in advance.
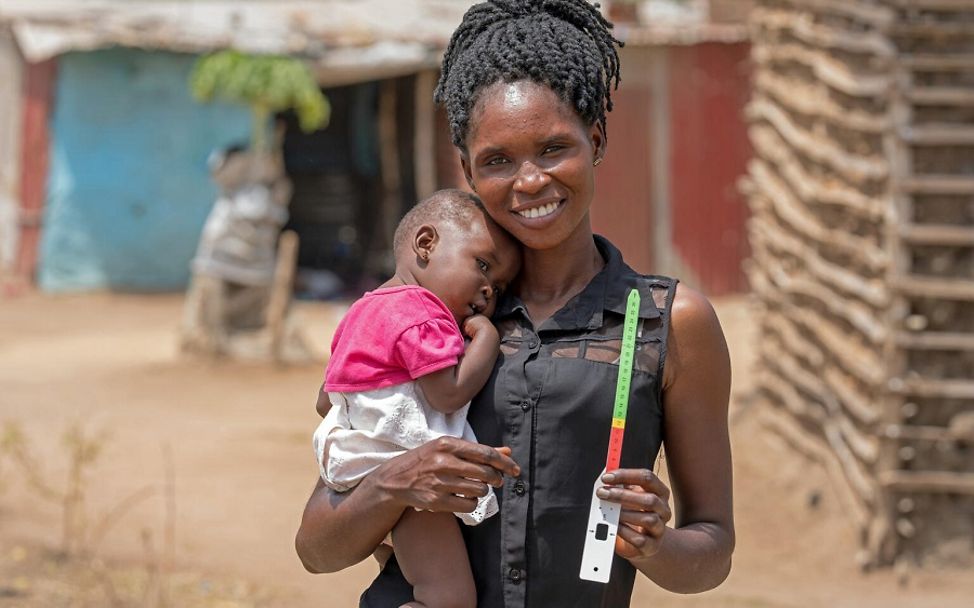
[296,2,734,607]
[460,80,601,257]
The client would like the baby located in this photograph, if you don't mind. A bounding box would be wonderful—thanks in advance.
[313,189,520,608]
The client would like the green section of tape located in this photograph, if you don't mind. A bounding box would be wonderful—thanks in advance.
[611,289,640,431]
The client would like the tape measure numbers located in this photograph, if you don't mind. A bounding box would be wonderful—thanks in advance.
[579,287,641,583]
[606,288,641,472]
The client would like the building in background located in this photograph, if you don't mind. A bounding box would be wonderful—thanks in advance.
[0,0,752,296]
[0,26,25,281]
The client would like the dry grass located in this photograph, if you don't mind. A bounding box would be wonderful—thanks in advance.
[0,539,283,608]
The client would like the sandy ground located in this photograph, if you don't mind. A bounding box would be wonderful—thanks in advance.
[1,291,973,607]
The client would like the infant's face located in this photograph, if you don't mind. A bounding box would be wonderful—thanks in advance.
[421,216,520,324]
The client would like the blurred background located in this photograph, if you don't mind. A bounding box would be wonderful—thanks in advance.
[0,0,972,606]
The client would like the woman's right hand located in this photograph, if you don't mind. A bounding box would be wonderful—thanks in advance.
[372,437,519,514]
[296,438,518,573]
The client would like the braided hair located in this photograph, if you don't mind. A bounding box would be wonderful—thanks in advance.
[435,0,623,148]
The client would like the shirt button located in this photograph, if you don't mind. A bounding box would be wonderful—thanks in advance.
[527,339,539,349]
[514,480,526,496]
[508,567,523,584]
[520,400,531,412]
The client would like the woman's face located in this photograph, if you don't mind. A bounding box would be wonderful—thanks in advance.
[461,80,604,252]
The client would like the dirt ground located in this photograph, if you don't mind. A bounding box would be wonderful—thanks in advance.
[1,291,973,607]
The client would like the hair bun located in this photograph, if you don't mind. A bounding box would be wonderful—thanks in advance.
[489,0,606,21]
[488,0,541,17]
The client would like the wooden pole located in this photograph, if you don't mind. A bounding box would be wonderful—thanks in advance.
[413,70,437,200]
[266,230,300,363]
[372,78,400,276]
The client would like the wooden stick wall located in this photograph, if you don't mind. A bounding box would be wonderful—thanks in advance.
[746,0,974,567]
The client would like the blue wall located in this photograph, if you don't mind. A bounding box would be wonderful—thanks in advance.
[39,49,251,291]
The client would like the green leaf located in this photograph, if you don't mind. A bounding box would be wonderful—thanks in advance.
[188,50,331,144]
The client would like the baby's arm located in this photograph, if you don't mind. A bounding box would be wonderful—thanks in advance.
[315,382,330,418]
[416,314,499,414]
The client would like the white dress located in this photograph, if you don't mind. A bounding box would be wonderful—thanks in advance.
[313,381,498,525]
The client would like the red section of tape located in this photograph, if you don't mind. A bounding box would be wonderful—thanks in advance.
[606,427,625,472]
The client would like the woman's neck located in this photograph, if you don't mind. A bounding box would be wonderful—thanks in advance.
[516,222,604,324]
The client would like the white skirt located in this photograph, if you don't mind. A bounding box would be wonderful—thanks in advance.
[312,382,498,525]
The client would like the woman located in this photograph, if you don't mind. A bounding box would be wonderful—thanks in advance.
[296,1,734,605]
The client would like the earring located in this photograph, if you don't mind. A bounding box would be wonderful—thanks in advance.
[593,157,602,167]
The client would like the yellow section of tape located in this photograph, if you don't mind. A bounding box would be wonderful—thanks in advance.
[611,418,626,429]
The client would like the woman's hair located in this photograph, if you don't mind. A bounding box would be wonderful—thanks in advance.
[435,0,623,148]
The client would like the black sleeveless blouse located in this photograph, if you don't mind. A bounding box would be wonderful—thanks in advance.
[361,236,678,608]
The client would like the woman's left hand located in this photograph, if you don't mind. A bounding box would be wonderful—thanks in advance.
[596,469,673,561]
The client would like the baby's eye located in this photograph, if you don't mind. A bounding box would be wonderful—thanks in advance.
[543,144,564,154]
[493,284,504,298]
[477,258,489,272]
[485,156,508,166]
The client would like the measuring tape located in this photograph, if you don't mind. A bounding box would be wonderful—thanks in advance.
[606,288,640,472]
[580,287,640,583]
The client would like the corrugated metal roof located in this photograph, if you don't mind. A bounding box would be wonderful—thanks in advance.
[1,1,748,76]
[1,0,472,66]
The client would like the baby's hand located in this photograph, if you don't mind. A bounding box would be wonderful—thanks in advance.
[462,314,498,341]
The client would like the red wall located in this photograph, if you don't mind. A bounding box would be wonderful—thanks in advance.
[668,42,752,295]
[16,59,57,282]
[591,86,655,274]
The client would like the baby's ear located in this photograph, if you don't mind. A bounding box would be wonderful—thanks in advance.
[413,224,438,262]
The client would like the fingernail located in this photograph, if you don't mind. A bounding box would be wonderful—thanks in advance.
[602,473,616,483]
[596,488,610,499]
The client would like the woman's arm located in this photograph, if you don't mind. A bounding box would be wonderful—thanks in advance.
[296,436,521,573]
[600,284,734,592]
[301,383,402,572]
[296,475,404,573]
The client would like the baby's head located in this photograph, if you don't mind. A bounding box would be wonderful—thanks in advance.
[393,189,520,323]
